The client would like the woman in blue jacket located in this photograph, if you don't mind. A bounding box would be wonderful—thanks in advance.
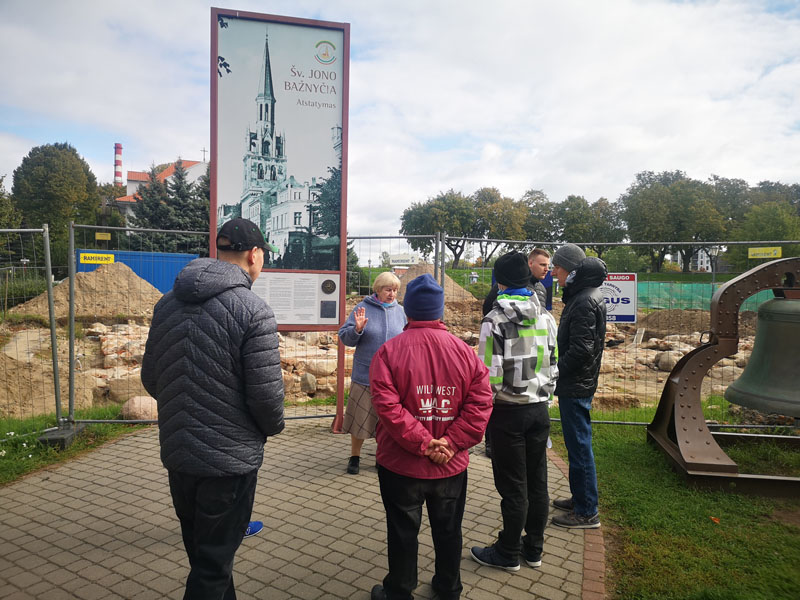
[338,271,406,474]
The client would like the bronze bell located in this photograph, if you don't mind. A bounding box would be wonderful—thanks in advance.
[724,297,800,417]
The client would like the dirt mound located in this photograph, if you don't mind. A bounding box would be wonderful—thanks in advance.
[0,353,94,418]
[640,309,758,339]
[397,264,482,329]
[396,264,475,302]
[10,262,163,320]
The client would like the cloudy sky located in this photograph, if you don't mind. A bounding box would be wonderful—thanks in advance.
[2,0,799,236]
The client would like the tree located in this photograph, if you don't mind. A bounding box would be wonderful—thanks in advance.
[708,175,752,235]
[310,166,341,239]
[192,164,212,257]
[346,238,363,293]
[620,171,687,272]
[0,176,20,229]
[663,179,725,272]
[168,160,209,254]
[11,142,100,263]
[0,176,22,258]
[727,201,800,269]
[472,187,526,263]
[129,166,173,250]
[520,189,558,244]
[127,160,210,254]
[602,246,648,273]
[556,195,593,244]
[400,189,476,268]
[379,251,391,268]
[94,182,127,235]
[97,182,127,204]
[749,180,800,211]
[585,198,625,259]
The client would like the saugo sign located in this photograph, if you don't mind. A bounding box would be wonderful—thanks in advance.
[600,273,637,323]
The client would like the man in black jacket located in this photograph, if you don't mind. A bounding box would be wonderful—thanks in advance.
[142,218,285,599]
[549,244,607,529]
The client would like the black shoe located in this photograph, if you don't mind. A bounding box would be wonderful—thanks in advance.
[470,545,520,572]
[552,511,601,529]
[346,456,360,474]
[370,584,387,600]
[521,546,542,568]
[552,497,573,511]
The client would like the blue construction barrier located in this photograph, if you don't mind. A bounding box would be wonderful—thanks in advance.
[76,249,197,294]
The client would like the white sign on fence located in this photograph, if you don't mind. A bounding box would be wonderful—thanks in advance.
[601,273,637,323]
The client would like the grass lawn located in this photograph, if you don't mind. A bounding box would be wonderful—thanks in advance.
[0,396,340,485]
[549,417,800,600]
[3,400,798,599]
[0,404,147,485]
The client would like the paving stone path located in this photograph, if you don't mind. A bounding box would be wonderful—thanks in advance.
[0,412,603,599]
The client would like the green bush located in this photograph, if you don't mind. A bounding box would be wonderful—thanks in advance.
[0,274,48,310]
[466,281,491,300]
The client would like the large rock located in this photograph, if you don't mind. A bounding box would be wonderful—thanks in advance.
[300,372,317,394]
[305,358,337,377]
[122,396,158,420]
[106,373,148,403]
[655,350,683,372]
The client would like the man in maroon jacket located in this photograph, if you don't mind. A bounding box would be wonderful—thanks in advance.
[368,273,493,600]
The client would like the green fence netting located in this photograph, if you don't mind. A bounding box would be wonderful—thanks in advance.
[638,282,773,311]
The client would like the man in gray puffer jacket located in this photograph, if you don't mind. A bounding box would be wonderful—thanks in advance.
[142,218,284,600]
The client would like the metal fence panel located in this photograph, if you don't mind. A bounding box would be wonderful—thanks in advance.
[0,226,61,426]
[68,224,345,425]
[5,224,795,433]
[420,236,796,430]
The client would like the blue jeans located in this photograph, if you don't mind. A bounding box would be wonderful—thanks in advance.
[558,396,598,516]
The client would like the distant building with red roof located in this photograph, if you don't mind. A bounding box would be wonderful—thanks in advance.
[115,160,207,222]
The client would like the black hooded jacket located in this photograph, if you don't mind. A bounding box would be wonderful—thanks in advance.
[141,258,285,477]
[555,257,607,398]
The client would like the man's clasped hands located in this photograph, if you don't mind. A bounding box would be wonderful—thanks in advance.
[424,438,455,465]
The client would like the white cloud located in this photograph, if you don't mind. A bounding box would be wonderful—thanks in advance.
[0,133,36,183]
[1,0,799,235]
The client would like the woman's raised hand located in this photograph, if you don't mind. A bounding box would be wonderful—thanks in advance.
[354,307,368,333]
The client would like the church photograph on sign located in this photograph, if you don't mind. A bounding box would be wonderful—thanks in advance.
[213,12,346,271]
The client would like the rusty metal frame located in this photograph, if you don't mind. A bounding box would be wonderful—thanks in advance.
[647,257,800,497]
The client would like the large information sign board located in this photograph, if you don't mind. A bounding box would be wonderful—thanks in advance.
[601,273,637,323]
[211,8,349,329]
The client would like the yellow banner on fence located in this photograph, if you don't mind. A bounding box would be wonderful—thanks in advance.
[80,253,115,265]
[95,232,111,241]
[748,247,781,259]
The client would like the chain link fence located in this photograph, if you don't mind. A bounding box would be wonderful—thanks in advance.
[1,226,62,435]
[2,226,797,435]
[350,235,798,430]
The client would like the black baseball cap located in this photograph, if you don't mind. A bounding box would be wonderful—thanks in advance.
[216,218,269,252]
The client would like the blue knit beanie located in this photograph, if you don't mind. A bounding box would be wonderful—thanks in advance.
[403,274,444,321]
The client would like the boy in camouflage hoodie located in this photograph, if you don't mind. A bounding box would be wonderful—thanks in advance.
[471,251,559,572]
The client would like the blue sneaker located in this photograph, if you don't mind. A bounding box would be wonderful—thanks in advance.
[244,521,263,538]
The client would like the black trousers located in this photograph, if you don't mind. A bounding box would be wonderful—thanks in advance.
[377,465,467,600]
[168,469,258,600]
[488,402,550,559]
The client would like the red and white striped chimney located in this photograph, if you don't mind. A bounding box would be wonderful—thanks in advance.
[114,143,123,186]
